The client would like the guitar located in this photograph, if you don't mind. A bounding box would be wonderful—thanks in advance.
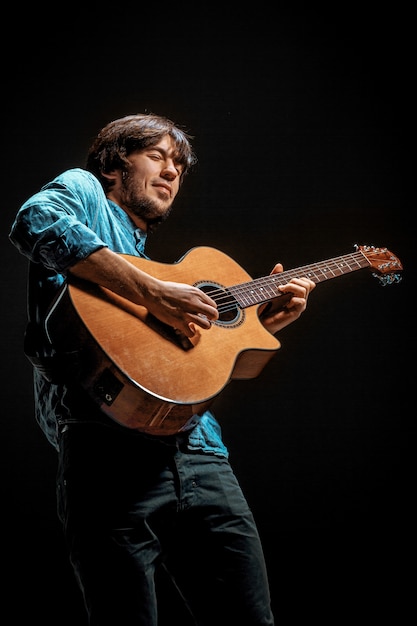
[45,245,403,436]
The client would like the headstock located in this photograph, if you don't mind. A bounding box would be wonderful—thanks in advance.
[356,244,403,286]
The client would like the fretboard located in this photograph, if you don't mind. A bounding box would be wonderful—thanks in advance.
[229,251,370,308]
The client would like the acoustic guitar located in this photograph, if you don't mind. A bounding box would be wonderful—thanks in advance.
[45,245,403,435]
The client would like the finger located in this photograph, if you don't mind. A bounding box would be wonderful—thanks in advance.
[270,263,284,275]
[189,313,213,329]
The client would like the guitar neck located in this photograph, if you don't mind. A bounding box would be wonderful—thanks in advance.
[228,248,397,309]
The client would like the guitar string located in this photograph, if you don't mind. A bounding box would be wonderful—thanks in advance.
[206,255,365,312]
[204,252,369,314]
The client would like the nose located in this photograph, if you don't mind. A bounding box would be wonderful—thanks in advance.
[161,161,179,181]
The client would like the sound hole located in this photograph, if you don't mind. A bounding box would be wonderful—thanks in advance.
[197,282,241,325]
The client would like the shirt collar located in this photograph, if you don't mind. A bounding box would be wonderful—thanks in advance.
[107,199,148,256]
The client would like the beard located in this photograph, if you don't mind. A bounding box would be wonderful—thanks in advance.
[129,196,174,230]
[120,174,174,231]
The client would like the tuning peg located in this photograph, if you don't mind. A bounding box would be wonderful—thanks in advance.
[372,272,403,286]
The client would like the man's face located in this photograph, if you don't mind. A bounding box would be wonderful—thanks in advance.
[107,134,184,230]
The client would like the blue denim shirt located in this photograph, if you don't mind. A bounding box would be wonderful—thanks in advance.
[9,168,228,457]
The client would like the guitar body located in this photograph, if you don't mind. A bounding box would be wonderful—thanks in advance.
[45,247,280,435]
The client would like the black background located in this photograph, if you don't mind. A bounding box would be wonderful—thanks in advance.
[1,5,413,624]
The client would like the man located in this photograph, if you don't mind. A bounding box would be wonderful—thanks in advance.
[9,113,315,625]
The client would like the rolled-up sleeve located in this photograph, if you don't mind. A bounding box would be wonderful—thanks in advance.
[9,169,108,273]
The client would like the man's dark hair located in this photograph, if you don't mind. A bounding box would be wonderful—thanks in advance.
[86,113,197,192]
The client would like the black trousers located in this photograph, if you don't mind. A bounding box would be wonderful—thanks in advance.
[56,421,274,625]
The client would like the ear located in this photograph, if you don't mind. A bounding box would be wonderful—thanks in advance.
[101,170,120,183]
